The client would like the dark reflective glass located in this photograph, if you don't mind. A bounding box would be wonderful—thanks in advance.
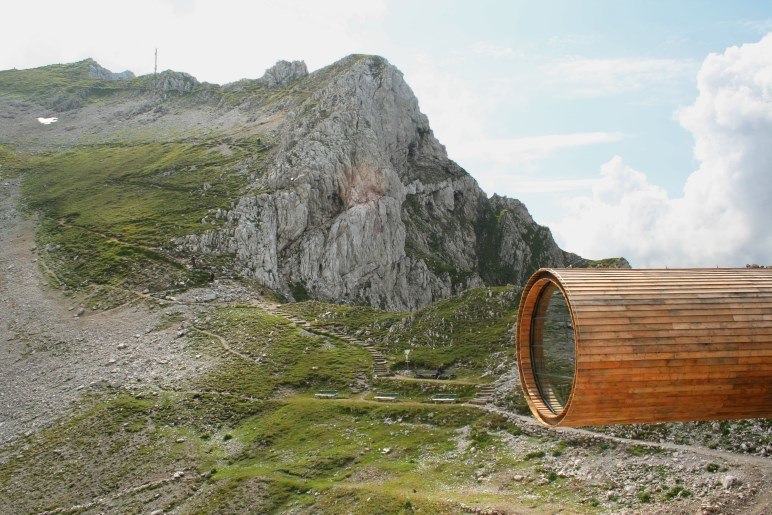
[530,284,575,414]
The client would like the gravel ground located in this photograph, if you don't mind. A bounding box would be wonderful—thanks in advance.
[0,179,214,444]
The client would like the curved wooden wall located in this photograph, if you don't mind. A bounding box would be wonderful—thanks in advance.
[516,268,772,426]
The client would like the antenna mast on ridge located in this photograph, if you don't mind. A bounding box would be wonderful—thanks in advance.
[154,48,158,76]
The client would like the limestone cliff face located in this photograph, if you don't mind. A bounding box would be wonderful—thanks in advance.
[182,56,578,309]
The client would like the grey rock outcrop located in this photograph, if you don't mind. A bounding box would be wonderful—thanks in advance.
[181,55,578,310]
[86,59,135,81]
[152,70,199,92]
[258,60,308,88]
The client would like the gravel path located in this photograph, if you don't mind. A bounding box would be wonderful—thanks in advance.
[0,179,209,444]
[482,404,772,470]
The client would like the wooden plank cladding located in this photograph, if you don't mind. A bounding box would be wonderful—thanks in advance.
[515,268,772,427]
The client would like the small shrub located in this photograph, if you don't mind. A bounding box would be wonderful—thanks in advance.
[551,441,567,457]
[546,471,558,482]
[524,450,545,460]
[626,445,651,456]
[223,433,233,441]
[508,425,523,436]
[471,429,493,447]
[706,463,719,473]
[637,491,652,503]
[664,486,691,500]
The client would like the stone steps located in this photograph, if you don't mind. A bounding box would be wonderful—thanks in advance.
[469,385,495,405]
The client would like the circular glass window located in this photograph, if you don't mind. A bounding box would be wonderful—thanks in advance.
[530,283,575,414]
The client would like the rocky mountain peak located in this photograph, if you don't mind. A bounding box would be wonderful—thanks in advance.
[258,60,308,88]
[152,70,199,92]
[179,54,579,309]
[0,54,587,310]
[85,58,135,81]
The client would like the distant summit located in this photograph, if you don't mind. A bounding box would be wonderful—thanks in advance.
[152,70,199,92]
[258,60,308,88]
[84,58,134,81]
[88,57,197,92]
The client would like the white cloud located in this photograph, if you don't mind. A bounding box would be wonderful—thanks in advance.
[405,57,623,173]
[496,177,599,194]
[548,57,696,96]
[553,34,772,267]
[470,42,521,58]
[452,132,625,167]
[403,56,493,160]
[742,18,772,34]
[547,34,595,49]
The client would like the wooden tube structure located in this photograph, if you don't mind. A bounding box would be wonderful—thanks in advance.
[515,268,772,427]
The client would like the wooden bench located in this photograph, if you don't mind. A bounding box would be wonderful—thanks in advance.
[439,369,457,380]
[415,369,458,380]
[315,390,339,399]
[374,393,398,402]
[430,394,458,404]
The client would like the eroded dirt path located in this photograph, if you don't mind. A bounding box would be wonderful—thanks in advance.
[0,179,209,444]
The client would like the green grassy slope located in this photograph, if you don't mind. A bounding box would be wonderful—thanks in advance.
[0,295,595,513]
[0,146,34,178]
[190,306,372,398]
[1,293,607,515]
[2,391,566,513]
[0,60,120,105]
[0,59,211,111]
[283,286,520,374]
[0,138,270,293]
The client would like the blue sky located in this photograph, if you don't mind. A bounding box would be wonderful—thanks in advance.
[3,0,771,265]
[379,0,770,221]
